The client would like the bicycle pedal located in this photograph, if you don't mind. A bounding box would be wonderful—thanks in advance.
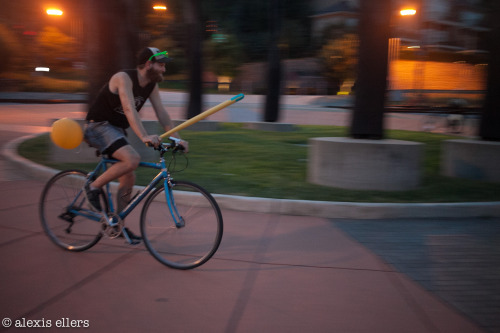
[126,239,142,246]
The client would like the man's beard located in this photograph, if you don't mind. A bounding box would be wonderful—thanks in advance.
[146,67,164,83]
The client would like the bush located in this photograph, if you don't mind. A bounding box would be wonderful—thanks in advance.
[23,76,87,93]
[0,24,23,74]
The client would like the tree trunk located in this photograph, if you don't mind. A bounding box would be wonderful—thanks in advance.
[263,0,282,123]
[86,0,138,107]
[184,0,203,119]
[350,0,392,139]
[479,1,500,141]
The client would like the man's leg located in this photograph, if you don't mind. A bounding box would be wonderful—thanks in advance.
[91,145,140,189]
[117,172,135,213]
[86,145,140,212]
[109,148,142,242]
[116,171,142,242]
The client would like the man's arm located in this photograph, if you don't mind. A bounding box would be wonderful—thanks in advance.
[110,72,160,147]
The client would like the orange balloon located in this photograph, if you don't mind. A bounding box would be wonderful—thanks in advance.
[50,118,83,149]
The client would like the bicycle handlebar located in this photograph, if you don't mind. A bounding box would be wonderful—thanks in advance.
[152,137,185,153]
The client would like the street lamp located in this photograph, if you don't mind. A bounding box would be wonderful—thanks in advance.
[46,8,63,16]
[400,9,416,16]
[153,5,167,11]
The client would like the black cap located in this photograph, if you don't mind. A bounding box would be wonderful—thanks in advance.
[137,47,171,65]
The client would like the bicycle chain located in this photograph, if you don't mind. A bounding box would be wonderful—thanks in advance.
[100,213,124,239]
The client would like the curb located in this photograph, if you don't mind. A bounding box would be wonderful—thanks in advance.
[3,134,500,219]
[0,92,87,104]
[0,98,87,104]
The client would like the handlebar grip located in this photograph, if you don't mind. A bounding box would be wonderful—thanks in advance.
[174,144,185,152]
[145,137,185,152]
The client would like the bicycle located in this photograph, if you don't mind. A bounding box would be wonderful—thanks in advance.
[39,137,223,270]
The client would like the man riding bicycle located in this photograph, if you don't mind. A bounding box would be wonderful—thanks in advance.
[84,47,188,240]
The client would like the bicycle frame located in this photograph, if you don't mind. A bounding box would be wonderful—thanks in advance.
[119,156,184,228]
[67,149,185,239]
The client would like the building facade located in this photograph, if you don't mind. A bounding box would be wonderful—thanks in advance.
[311,0,487,53]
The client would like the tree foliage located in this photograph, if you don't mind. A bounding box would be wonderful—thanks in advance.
[202,0,312,61]
[320,33,359,89]
[37,27,77,69]
[204,34,244,77]
[0,23,23,74]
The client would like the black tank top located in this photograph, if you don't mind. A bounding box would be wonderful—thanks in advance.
[86,69,156,129]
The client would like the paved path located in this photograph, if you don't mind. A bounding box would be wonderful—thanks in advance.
[0,177,492,333]
[336,218,500,333]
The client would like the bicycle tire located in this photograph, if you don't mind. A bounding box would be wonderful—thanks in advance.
[39,170,103,251]
[140,180,223,269]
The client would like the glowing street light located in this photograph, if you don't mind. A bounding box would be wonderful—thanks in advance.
[400,9,416,16]
[153,5,167,11]
[46,8,63,16]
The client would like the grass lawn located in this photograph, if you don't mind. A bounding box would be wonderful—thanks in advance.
[19,123,500,203]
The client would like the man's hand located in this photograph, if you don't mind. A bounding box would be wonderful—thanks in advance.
[142,134,161,147]
[170,137,189,152]
[179,140,189,153]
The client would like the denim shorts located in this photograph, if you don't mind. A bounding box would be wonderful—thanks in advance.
[84,121,129,156]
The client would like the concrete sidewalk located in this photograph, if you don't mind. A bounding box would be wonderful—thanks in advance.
[0,179,487,333]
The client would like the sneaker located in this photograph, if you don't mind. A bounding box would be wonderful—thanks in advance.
[121,227,142,245]
[84,184,102,212]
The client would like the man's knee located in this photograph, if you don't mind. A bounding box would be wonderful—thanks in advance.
[114,146,141,170]
[126,153,141,170]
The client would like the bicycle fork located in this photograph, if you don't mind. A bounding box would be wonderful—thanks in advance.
[164,179,185,228]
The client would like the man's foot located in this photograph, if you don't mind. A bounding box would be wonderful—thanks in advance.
[121,227,142,245]
[84,184,102,211]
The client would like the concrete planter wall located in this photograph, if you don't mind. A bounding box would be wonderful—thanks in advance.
[308,137,423,191]
[442,139,500,183]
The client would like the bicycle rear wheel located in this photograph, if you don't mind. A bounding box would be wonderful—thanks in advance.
[141,180,223,269]
[39,170,102,251]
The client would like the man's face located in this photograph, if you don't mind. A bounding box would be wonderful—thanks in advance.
[147,62,166,83]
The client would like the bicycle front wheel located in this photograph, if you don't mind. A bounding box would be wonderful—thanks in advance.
[39,170,102,251]
[141,180,223,269]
